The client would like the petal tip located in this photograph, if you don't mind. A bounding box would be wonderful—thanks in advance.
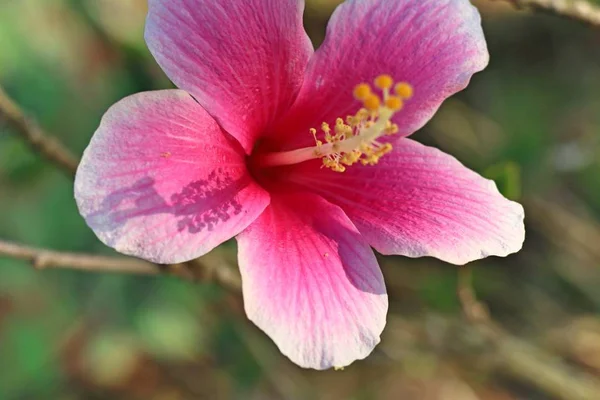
[237,193,388,370]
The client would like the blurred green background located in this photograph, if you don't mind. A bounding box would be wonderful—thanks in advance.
[2,0,600,399]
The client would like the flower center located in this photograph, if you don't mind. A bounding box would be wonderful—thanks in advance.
[256,75,413,172]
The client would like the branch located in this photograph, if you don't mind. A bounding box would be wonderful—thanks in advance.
[497,0,600,27]
[457,267,600,400]
[0,86,79,176]
[0,239,242,292]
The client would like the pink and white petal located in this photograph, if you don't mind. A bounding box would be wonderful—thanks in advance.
[145,0,313,154]
[272,0,488,150]
[75,90,269,264]
[285,139,525,265]
[237,192,387,370]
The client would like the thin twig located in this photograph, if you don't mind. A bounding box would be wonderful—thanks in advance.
[0,238,182,276]
[457,266,600,400]
[0,239,242,292]
[497,0,600,26]
[0,86,79,176]
[457,267,493,325]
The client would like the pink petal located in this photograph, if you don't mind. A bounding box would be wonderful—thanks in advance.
[237,192,387,370]
[75,90,270,264]
[285,139,525,265]
[272,0,488,150]
[145,0,313,154]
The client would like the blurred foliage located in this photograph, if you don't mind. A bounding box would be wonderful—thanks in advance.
[1,0,600,399]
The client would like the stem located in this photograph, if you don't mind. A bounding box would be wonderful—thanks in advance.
[0,86,79,176]
[497,0,600,27]
[0,239,162,274]
[0,238,242,291]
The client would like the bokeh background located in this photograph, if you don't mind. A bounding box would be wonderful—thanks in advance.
[2,0,600,399]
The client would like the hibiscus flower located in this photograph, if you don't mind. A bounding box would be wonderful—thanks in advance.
[75,0,525,369]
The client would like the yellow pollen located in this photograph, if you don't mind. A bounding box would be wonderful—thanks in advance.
[374,74,394,90]
[309,75,413,173]
[395,82,414,99]
[363,94,381,111]
[353,83,372,100]
[385,120,399,135]
[385,96,403,111]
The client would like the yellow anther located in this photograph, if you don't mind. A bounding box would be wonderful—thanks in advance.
[353,83,372,100]
[395,82,414,99]
[357,108,369,120]
[334,119,352,137]
[340,150,362,166]
[374,74,394,90]
[385,96,404,111]
[311,128,323,147]
[323,158,346,173]
[359,143,372,154]
[308,77,413,173]
[363,94,381,111]
[385,122,399,135]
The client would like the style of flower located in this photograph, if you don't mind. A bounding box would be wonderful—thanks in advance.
[75,0,525,370]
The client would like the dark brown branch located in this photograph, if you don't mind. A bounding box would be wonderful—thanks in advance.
[498,0,600,27]
[0,86,79,176]
[0,239,242,292]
